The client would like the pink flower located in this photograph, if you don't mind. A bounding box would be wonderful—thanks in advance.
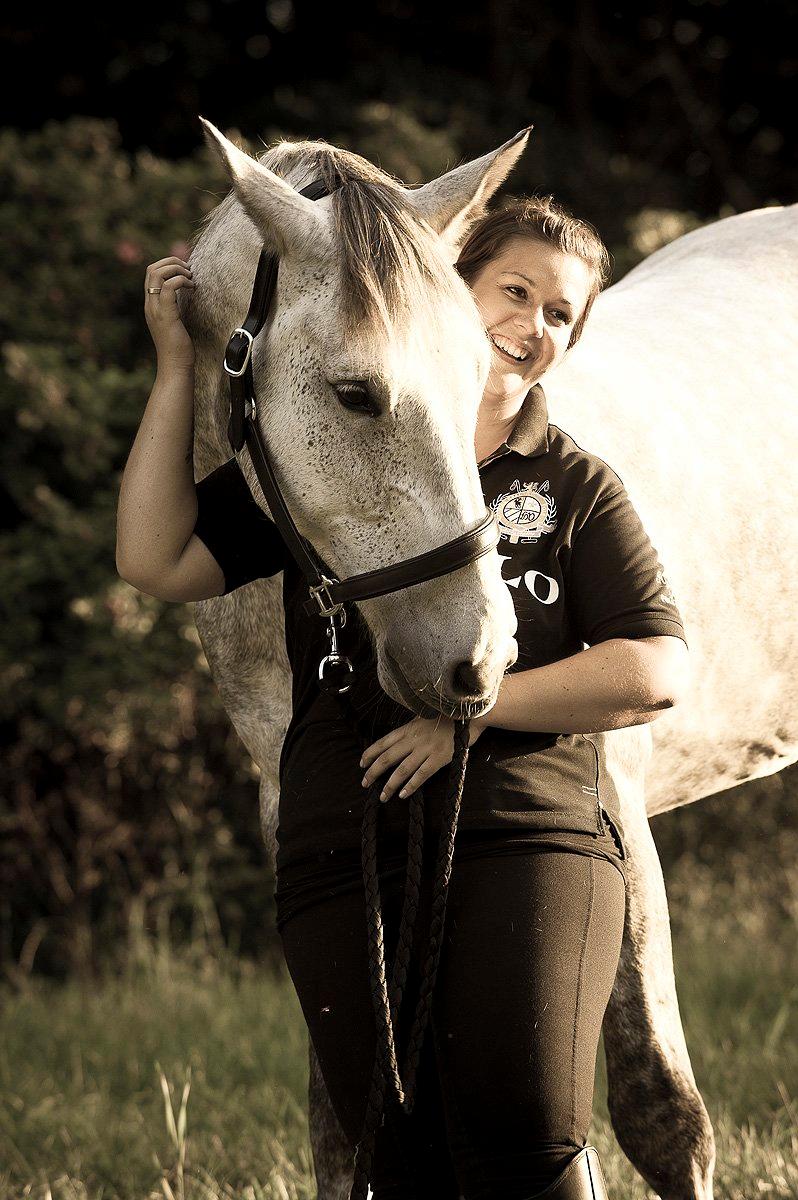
[115,239,142,264]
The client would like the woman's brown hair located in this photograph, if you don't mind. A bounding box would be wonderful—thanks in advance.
[455,195,612,348]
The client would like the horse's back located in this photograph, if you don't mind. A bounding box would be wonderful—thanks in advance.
[614,203,798,293]
[544,204,798,813]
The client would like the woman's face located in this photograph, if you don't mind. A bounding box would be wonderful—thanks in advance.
[466,235,594,401]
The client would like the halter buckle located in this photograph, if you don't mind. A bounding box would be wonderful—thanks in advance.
[223,328,255,377]
[307,574,345,618]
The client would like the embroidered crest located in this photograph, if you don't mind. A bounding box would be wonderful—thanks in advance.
[490,479,558,545]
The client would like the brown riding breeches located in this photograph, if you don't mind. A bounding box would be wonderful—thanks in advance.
[277,828,626,1199]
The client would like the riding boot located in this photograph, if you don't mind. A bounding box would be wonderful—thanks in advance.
[522,1146,610,1199]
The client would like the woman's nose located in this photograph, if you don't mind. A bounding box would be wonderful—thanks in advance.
[516,306,545,339]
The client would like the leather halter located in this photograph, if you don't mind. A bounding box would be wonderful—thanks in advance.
[222,177,500,690]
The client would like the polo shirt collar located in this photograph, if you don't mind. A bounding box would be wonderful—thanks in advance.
[479,382,550,467]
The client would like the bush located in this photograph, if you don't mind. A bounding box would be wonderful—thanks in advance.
[0,118,282,978]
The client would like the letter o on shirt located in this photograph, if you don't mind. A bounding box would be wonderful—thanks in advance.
[524,569,559,605]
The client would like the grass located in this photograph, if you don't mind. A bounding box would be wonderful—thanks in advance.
[0,945,314,1200]
[1,827,796,1199]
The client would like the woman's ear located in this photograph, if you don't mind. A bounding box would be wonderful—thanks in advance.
[402,127,533,260]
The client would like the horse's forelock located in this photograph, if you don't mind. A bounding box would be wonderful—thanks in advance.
[258,139,472,353]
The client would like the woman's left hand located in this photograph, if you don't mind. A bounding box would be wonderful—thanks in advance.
[360,716,488,803]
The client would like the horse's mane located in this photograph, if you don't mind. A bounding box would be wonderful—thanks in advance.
[195,137,477,350]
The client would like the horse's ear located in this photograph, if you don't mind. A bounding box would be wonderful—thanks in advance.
[198,116,333,260]
[405,127,533,256]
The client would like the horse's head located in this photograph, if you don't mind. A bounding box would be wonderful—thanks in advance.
[188,121,532,719]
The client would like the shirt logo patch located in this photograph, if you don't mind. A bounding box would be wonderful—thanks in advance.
[490,479,558,545]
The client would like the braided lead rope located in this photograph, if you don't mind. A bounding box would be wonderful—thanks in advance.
[351,738,470,1200]
[335,687,470,1200]
[398,719,469,1111]
[335,689,427,1105]
[360,778,424,1104]
[385,787,425,1042]
[338,693,426,1200]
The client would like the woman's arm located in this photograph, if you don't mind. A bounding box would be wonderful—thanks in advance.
[471,633,691,735]
[359,635,689,801]
[116,256,287,602]
[360,469,693,800]
[116,358,235,601]
[115,360,201,587]
[115,256,201,588]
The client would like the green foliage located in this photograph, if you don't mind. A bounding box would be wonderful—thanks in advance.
[0,118,283,978]
[0,950,313,1199]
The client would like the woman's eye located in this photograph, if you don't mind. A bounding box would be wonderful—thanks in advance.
[332,382,379,416]
[505,285,526,299]
[549,310,570,324]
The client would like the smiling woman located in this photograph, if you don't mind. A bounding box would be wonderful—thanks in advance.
[455,196,611,465]
[455,194,611,351]
[270,193,688,1200]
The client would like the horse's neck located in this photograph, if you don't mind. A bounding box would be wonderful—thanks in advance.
[541,205,798,478]
[190,353,231,478]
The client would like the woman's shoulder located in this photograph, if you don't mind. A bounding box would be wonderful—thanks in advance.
[196,454,246,491]
[195,455,267,519]
[543,423,626,501]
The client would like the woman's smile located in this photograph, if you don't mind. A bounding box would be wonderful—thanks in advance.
[489,330,536,365]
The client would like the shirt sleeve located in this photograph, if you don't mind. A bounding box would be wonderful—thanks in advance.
[566,484,688,647]
[194,457,289,594]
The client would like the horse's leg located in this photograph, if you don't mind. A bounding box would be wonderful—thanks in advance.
[308,1036,354,1200]
[602,747,715,1200]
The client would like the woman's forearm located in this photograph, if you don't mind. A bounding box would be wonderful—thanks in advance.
[115,363,198,581]
[476,637,680,735]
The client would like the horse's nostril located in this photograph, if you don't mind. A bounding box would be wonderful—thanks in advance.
[452,658,491,698]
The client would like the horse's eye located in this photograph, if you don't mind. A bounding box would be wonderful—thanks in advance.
[333,382,379,416]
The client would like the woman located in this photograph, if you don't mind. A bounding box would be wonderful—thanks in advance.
[117,194,690,1200]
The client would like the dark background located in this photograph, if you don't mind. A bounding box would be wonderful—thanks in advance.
[2,3,797,979]
[6,0,797,224]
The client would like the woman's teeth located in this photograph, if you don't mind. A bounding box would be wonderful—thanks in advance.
[490,333,530,362]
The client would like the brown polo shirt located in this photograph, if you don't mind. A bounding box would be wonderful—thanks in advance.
[194,383,687,885]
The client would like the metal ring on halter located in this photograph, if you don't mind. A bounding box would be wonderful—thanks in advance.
[317,611,355,693]
[307,574,346,619]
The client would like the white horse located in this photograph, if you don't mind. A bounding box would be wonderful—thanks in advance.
[186,119,797,1199]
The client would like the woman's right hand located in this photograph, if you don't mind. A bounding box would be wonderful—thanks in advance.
[144,257,197,370]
